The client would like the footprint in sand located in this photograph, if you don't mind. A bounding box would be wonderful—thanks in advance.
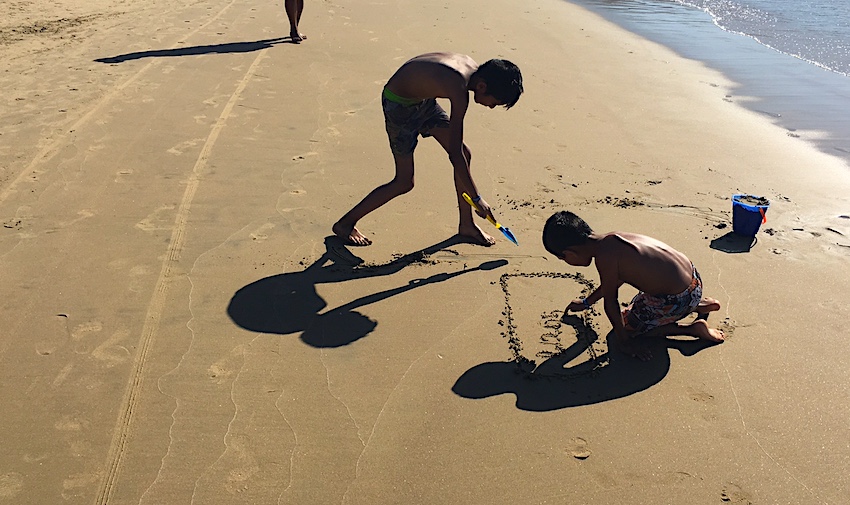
[91,328,131,367]
[535,182,556,195]
[4,205,33,231]
[58,209,95,228]
[107,257,130,270]
[167,138,204,155]
[136,204,176,232]
[566,437,591,460]
[250,222,275,241]
[208,347,244,384]
[291,152,317,161]
[2,218,22,230]
[114,168,133,182]
[687,387,714,402]
[22,454,46,464]
[71,321,102,341]
[717,318,736,339]
[128,264,151,293]
[52,363,74,387]
[225,465,260,495]
[721,482,754,504]
[55,415,89,432]
[68,439,93,458]
[203,96,226,107]
[660,471,696,485]
[62,472,103,500]
[71,321,103,354]
[0,472,24,499]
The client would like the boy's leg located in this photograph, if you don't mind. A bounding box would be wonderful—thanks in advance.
[429,129,494,246]
[619,318,725,361]
[620,291,723,360]
[638,319,725,343]
[285,0,306,42]
[332,154,415,246]
[694,296,721,315]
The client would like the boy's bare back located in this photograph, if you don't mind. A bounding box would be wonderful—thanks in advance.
[385,52,477,102]
[596,232,695,296]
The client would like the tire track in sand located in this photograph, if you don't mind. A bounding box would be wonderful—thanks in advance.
[0,0,239,206]
[93,44,267,505]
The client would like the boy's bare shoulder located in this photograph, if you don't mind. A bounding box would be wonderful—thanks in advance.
[599,232,635,251]
[603,231,664,252]
[595,232,647,265]
[601,231,692,271]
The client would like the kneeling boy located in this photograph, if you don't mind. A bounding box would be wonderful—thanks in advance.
[542,211,725,360]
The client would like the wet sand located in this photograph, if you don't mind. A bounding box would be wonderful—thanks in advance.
[2,0,850,503]
[572,0,850,167]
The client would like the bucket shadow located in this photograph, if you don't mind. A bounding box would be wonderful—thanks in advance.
[95,37,294,63]
[453,332,717,411]
[227,236,507,348]
[710,231,757,253]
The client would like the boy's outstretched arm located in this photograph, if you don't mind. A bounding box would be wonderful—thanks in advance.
[596,253,651,360]
[567,280,628,312]
[446,92,494,221]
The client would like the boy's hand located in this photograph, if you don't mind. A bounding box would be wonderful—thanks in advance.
[473,197,494,221]
[566,298,588,312]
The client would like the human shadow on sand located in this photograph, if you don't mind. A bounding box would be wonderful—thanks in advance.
[453,326,718,411]
[227,236,507,348]
[95,37,296,63]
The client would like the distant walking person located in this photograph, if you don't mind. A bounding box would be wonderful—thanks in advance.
[286,0,305,43]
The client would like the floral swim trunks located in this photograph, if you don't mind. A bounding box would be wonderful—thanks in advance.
[382,88,450,156]
[622,265,703,334]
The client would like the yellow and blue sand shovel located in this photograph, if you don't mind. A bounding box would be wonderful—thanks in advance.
[462,192,519,246]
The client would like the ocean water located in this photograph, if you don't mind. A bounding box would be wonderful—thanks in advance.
[566,0,850,165]
[680,0,850,76]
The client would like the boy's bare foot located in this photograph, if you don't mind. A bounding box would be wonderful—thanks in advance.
[332,221,371,246]
[458,224,495,246]
[289,31,306,43]
[689,319,725,343]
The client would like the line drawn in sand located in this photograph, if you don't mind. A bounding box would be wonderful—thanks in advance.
[453,271,724,410]
[497,271,607,379]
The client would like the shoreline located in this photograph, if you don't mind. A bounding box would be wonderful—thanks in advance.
[567,0,850,168]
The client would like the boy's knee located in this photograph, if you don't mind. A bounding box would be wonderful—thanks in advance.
[463,145,472,162]
[392,177,414,194]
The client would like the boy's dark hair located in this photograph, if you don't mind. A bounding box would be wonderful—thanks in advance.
[542,211,593,256]
[474,59,523,108]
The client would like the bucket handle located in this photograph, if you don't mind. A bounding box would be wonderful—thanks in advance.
[759,208,767,224]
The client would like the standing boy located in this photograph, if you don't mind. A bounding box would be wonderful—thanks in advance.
[332,52,523,246]
[542,211,725,360]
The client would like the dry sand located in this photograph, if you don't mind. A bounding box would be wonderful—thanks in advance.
[2,0,850,503]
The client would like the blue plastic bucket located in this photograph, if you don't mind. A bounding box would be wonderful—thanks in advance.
[732,194,769,237]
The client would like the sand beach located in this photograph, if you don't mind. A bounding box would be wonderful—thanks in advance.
[1,0,849,503]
